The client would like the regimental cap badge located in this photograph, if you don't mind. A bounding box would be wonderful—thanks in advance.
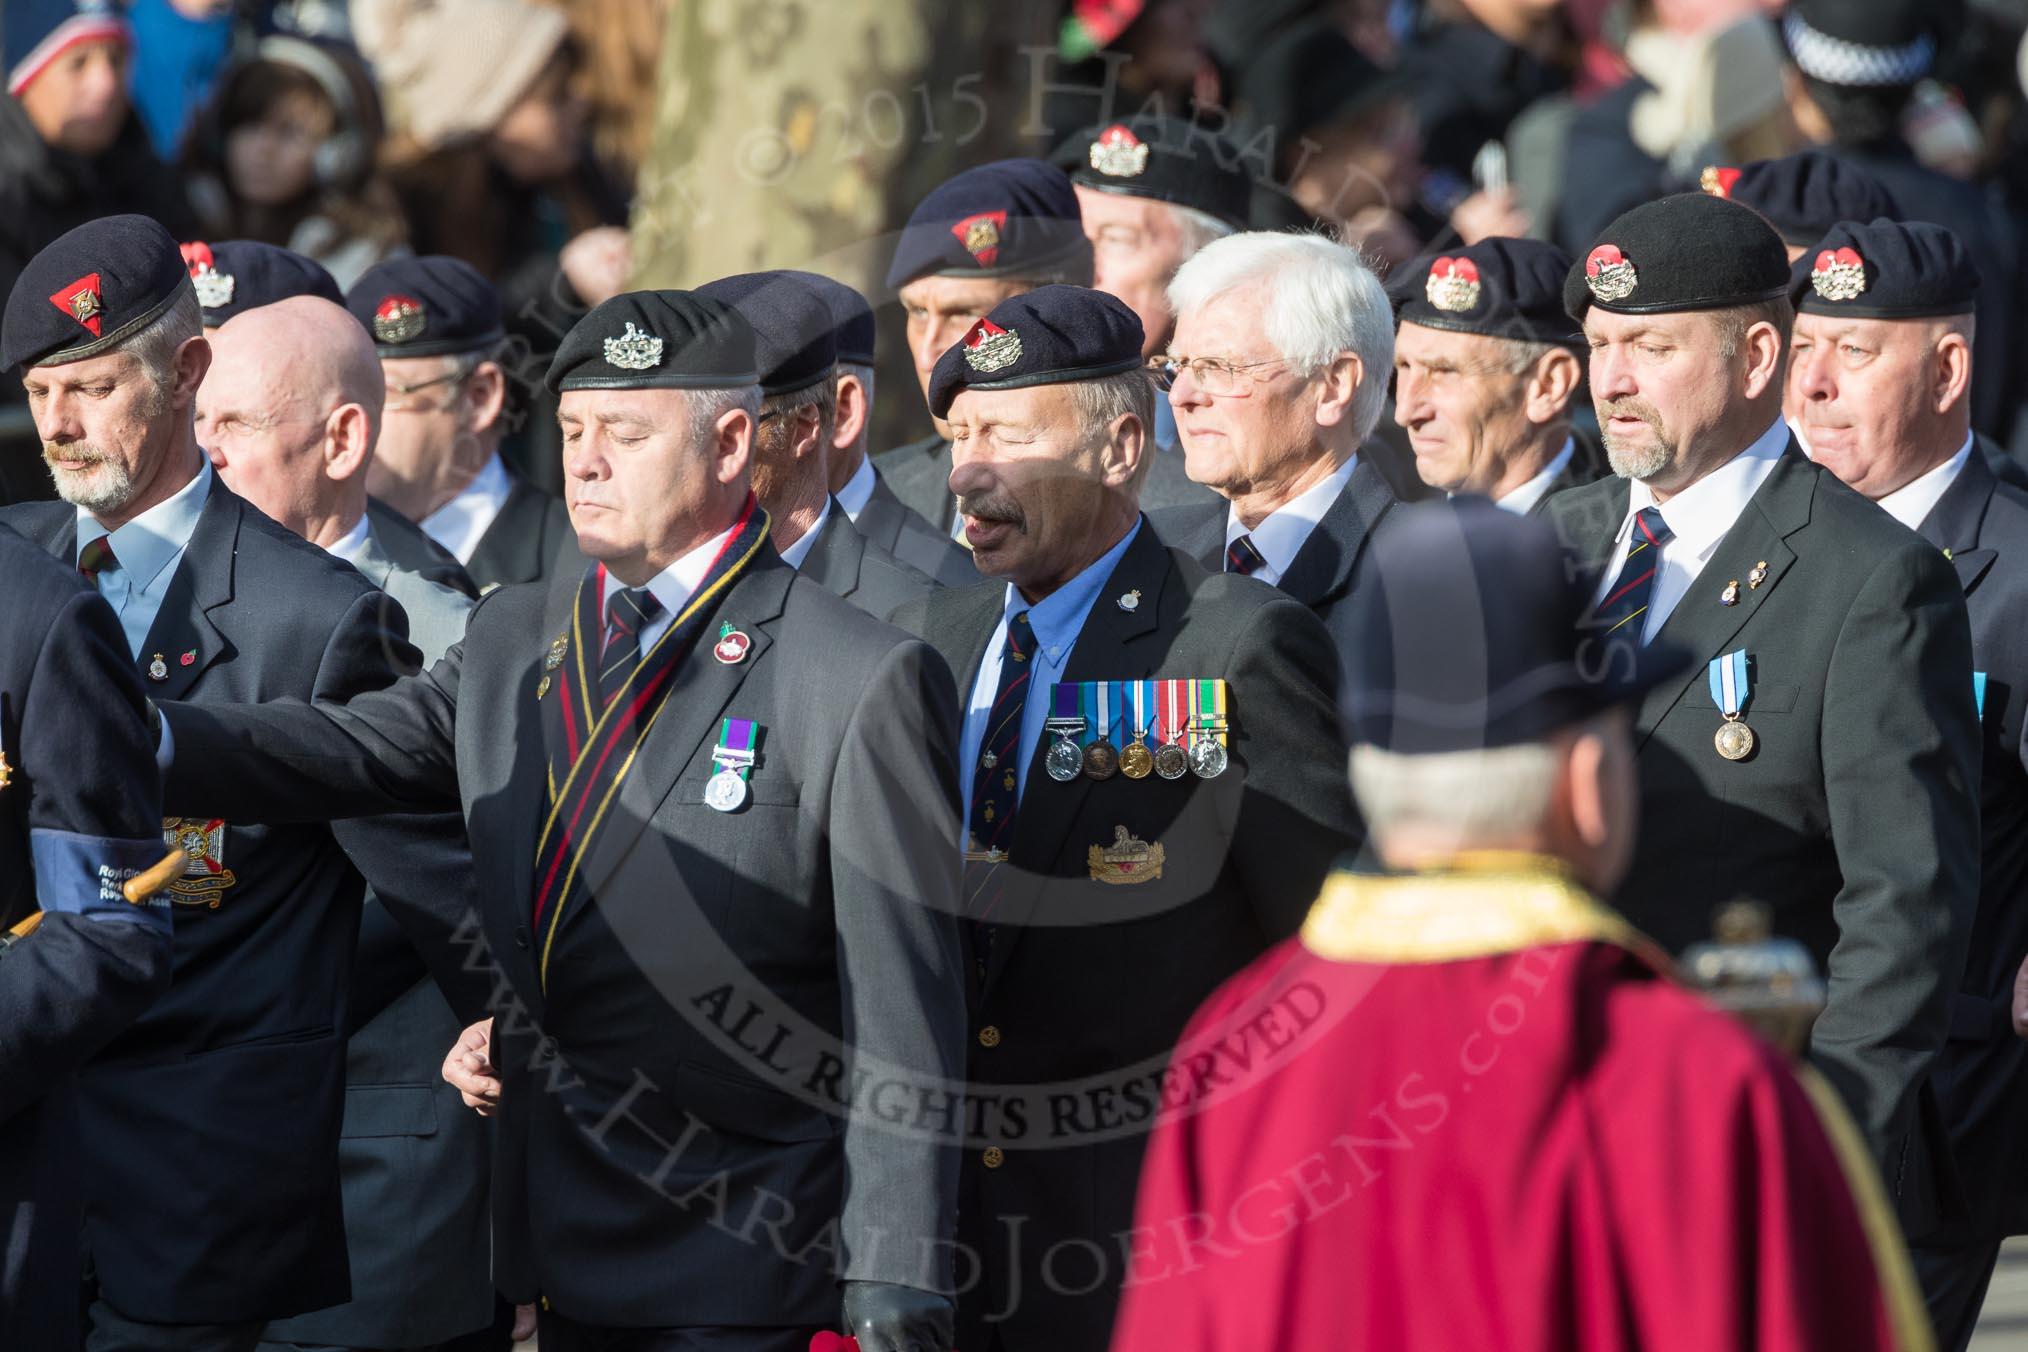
[1810,246,1867,302]
[1088,123,1150,178]
[1699,165,1741,198]
[952,210,1007,268]
[181,240,234,309]
[1584,244,1638,303]
[603,320,664,371]
[50,273,104,337]
[1425,255,1482,313]
[373,294,426,344]
[962,318,1023,373]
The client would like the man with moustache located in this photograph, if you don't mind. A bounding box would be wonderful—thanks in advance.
[1786,218,2028,1349]
[890,285,1356,1352]
[1542,193,1979,1240]
[0,215,415,1351]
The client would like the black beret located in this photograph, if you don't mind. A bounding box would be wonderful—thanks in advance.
[1563,193,1790,323]
[1340,498,1689,754]
[1788,218,1978,319]
[885,159,1094,291]
[1056,115,1252,230]
[1698,150,1901,248]
[782,270,875,366]
[2,214,192,371]
[695,271,836,397]
[927,285,1143,419]
[345,255,504,358]
[1234,17,1409,157]
[183,239,342,325]
[1783,0,1935,90]
[1390,237,1581,346]
[546,290,758,394]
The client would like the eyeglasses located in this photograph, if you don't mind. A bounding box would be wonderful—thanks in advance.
[1146,354,1291,398]
[383,366,474,412]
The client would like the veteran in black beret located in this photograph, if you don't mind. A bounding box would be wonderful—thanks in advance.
[1,212,423,1348]
[1542,193,1980,1244]
[696,270,938,619]
[891,282,1357,1352]
[155,286,969,1352]
[878,158,1095,536]
[1698,149,1901,261]
[349,254,581,590]
[181,238,343,331]
[1785,216,2028,1345]
[1388,237,1596,515]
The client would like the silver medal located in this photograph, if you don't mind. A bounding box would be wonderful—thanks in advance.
[1045,736,1084,783]
[1189,738,1228,779]
[705,768,748,812]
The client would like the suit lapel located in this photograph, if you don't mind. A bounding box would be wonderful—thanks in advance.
[1918,449,1997,596]
[1275,459,1396,610]
[469,478,541,586]
[134,482,239,702]
[798,506,863,603]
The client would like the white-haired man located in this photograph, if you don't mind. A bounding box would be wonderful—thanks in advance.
[1148,230,1400,652]
[0,216,415,1350]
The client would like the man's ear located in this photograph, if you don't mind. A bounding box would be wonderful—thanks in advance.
[464,361,508,434]
[323,403,373,482]
[790,403,825,465]
[1933,329,1973,417]
[713,404,754,485]
[833,372,870,452]
[171,335,212,410]
[1099,410,1147,490]
[1738,320,1785,401]
[1525,348,1582,427]
[1311,352,1364,430]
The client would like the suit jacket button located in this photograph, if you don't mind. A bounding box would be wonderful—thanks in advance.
[513,926,531,951]
[977,1025,1002,1048]
[537,1036,559,1060]
[982,1146,1006,1169]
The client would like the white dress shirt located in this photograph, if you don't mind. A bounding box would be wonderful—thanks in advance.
[420,451,513,566]
[1222,454,1358,587]
[600,516,741,654]
[1592,419,1789,644]
[1876,434,1974,531]
[323,514,372,566]
[836,455,877,522]
[77,458,213,659]
[775,498,829,571]
[1495,438,1576,516]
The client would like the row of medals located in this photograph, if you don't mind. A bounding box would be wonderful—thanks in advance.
[1026,721,1228,783]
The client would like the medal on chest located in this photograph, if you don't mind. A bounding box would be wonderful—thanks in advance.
[707,717,758,811]
[1709,649,1755,761]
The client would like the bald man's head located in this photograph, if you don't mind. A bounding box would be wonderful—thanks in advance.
[197,297,383,548]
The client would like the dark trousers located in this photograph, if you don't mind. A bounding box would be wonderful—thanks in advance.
[87,1298,264,1352]
[1913,1238,2005,1352]
[534,1308,819,1352]
[257,1294,514,1352]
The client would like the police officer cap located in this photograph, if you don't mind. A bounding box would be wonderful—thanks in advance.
[1058,115,1252,230]
[1788,218,1978,320]
[782,270,876,366]
[2,214,192,372]
[886,159,1094,291]
[546,290,758,394]
[1340,498,1690,755]
[1563,193,1789,323]
[1783,0,1936,90]
[1699,150,1901,248]
[928,285,1143,419]
[1390,237,1581,346]
[183,240,342,325]
[346,255,504,358]
[695,272,836,397]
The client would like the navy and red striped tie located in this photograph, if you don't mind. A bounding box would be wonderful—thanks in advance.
[1590,506,1673,642]
[1225,534,1266,576]
[599,586,665,709]
[965,612,1035,972]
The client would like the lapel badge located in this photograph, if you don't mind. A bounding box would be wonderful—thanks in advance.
[1747,560,1769,590]
[148,653,168,682]
[536,674,551,701]
[161,817,236,907]
[545,635,568,671]
[1087,826,1164,886]
[372,295,426,344]
[713,623,752,664]
[1116,588,1141,612]
[1584,245,1637,303]
[180,648,197,667]
[981,750,998,769]
[962,318,1023,373]
[1944,547,1955,561]
[1425,256,1481,312]
[1720,580,1739,607]
[1088,123,1150,178]
[604,321,664,371]
[1810,247,1867,303]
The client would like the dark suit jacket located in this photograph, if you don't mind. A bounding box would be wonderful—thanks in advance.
[1543,447,1980,1238]
[0,528,171,1351]
[1150,456,1399,656]
[1526,442,1605,517]
[1,481,415,1324]
[1138,446,1217,512]
[465,470,583,591]
[877,433,956,534]
[366,495,479,598]
[855,469,977,589]
[800,502,938,619]
[890,522,1359,1352]
[1979,432,2028,494]
[159,555,967,1328]
[1915,451,2028,1243]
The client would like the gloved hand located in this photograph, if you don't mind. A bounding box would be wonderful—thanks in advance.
[841,1280,954,1352]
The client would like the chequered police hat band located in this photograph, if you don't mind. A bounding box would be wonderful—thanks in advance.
[1784,12,1935,88]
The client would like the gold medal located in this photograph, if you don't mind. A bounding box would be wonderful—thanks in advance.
[1083,740,1119,780]
[1120,733,1153,779]
[1714,718,1755,761]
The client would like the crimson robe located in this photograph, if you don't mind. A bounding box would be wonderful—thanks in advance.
[1108,858,1933,1352]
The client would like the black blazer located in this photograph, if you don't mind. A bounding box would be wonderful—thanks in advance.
[1,481,416,1324]
[891,522,1359,1352]
[800,501,938,620]
[465,471,584,591]
[159,556,967,1328]
[1150,456,1398,655]
[1543,446,1980,1237]
[1915,450,2028,1244]
[0,527,171,1351]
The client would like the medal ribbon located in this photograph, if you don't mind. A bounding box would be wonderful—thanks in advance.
[1161,679,1184,746]
[1975,671,1987,720]
[1707,649,1749,718]
[1052,681,1080,725]
[1194,678,1229,746]
[713,717,758,779]
[1133,679,1156,741]
[530,497,770,986]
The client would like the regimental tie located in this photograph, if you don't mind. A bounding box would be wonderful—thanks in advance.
[965,611,1034,976]
[1225,534,1267,577]
[599,586,665,708]
[1590,506,1674,642]
[78,534,119,587]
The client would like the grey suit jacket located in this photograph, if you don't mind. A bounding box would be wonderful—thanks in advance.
[466,472,584,591]
[1544,446,1979,1233]
[877,433,956,533]
[800,501,938,620]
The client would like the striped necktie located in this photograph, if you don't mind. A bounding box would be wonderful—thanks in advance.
[78,534,119,587]
[1591,506,1674,642]
[964,611,1035,974]
[1225,534,1266,576]
[599,586,666,708]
